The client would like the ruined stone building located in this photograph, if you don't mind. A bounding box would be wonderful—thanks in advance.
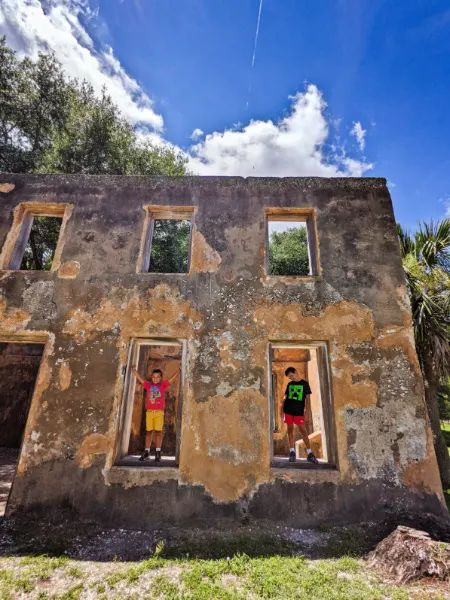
[0,174,447,528]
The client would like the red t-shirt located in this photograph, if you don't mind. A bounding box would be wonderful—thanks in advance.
[143,380,169,411]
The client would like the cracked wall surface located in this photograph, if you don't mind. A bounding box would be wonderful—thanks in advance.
[0,173,446,529]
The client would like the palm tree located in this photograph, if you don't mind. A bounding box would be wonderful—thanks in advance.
[398,219,450,488]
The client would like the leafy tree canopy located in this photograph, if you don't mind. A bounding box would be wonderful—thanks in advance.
[269,225,310,276]
[398,218,450,486]
[149,220,191,274]
[20,216,61,271]
[0,36,188,176]
[438,378,450,422]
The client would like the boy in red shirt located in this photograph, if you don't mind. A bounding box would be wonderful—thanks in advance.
[132,365,180,462]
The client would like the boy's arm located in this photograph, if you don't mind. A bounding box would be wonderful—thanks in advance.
[278,394,287,428]
[131,365,145,385]
[304,394,311,423]
[167,368,181,385]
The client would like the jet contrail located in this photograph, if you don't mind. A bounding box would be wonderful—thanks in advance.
[246,0,264,110]
[251,0,264,68]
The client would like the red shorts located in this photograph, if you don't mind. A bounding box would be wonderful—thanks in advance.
[284,414,305,425]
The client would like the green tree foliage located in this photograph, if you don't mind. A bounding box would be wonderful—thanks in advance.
[269,225,310,276]
[438,377,450,422]
[149,220,191,273]
[20,216,62,271]
[0,36,188,176]
[398,219,450,487]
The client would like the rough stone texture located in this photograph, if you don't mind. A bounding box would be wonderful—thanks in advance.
[0,173,447,529]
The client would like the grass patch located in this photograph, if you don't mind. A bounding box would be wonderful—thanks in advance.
[0,554,71,599]
[158,531,296,559]
[105,557,166,588]
[0,538,446,600]
[55,583,84,600]
[66,565,84,578]
[19,553,69,579]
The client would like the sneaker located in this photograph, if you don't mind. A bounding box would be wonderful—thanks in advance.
[307,451,319,464]
[155,450,162,463]
[139,450,149,462]
[289,450,296,462]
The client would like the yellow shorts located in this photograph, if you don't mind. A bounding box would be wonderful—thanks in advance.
[146,410,164,432]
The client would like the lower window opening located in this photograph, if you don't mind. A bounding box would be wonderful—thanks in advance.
[270,344,332,469]
[0,341,45,516]
[117,341,183,468]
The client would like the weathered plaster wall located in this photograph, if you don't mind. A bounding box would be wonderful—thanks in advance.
[0,174,446,529]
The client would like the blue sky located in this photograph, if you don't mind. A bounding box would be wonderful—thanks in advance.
[1,0,450,229]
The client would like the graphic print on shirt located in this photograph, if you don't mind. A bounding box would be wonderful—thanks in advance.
[150,385,162,401]
[288,384,304,402]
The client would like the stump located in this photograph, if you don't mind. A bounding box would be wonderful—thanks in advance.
[367,526,450,584]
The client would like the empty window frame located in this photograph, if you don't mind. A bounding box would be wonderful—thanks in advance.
[140,207,194,274]
[269,342,336,469]
[116,339,185,468]
[265,209,319,277]
[1,204,70,271]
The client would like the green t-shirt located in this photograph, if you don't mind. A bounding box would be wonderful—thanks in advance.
[283,379,311,416]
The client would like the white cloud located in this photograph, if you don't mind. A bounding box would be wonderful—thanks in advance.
[1,2,373,179]
[189,86,373,177]
[191,128,204,141]
[441,195,450,217]
[0,0,163,130]
[350,121,366,151]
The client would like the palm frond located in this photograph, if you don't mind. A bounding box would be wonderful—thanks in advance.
[397,223,415,259]
[416,219,450,270]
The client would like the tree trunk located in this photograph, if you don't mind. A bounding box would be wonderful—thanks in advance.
[423,353,450,489]
[29,230,42,270]
[367,526,450,584]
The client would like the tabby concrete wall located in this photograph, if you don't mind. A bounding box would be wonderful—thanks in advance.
[0,174,446,529]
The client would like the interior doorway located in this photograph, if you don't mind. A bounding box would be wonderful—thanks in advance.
[117,339,184,468]
[0,341,45,516]
[269,342,335,468]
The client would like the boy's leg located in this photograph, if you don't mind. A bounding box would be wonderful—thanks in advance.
[154,430,163,450]
[154,410,164,462]
[145,430,153,450]
[298,424,311,449]
[287,424,295,449]
[286,423,296,462]
[140,412,154,461]
[298,424,319,463]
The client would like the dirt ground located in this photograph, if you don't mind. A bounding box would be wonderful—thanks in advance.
[0,515,449,599]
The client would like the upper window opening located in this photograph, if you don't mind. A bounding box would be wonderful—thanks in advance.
[19,216,62,271]
[149,219,191,273]
[266,209,318,277]
[268,221,309,276]
[3,204,68,272]
[141,207,194,274]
